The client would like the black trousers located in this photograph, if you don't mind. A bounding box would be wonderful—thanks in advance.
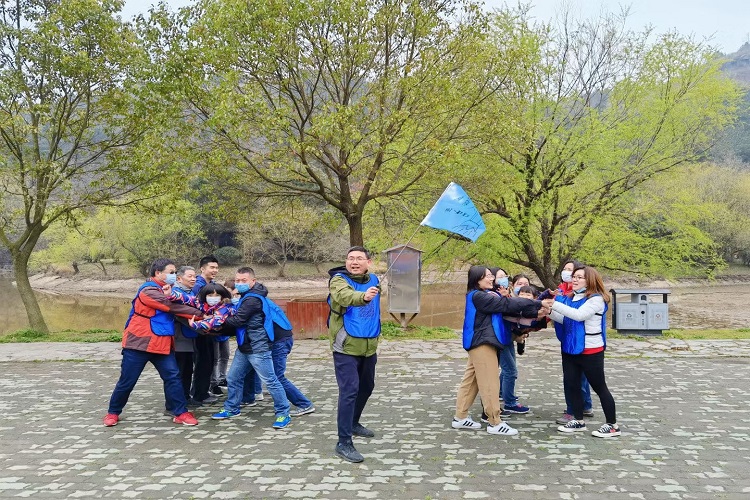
[333,352,377,442]
[192,336,215,401]
[562,350,616,423]
[174,351,194,402]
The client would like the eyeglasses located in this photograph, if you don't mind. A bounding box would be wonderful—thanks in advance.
[572,275,586,280]
[346,256,368,262]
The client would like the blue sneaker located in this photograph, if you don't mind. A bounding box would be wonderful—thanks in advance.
[272,415,291,429]
[211,409,241,420]
[503,403,530,414]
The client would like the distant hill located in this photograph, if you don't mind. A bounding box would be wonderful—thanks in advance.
[713,44,750,165]
[722,43,750,85]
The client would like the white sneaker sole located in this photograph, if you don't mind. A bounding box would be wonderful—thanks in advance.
[452,420,481,430]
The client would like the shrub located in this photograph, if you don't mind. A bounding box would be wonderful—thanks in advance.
[215,246,242,265]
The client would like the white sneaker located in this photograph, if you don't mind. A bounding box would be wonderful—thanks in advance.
[255,393,264,401]
[451,417,481,430]
[487,421,518,436]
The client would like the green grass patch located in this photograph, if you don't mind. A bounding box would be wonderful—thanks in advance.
[380,321,458,340]
[0,328,122,343]
[316,322,458,341]
[663,329,750,340]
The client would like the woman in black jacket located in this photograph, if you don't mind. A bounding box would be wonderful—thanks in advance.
[451,266,550,436]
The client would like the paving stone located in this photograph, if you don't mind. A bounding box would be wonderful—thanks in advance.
[2,337,750,498]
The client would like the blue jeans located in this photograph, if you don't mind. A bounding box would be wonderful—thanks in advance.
[242,367,263,403]
[108,348,187,416]
[498,344,518,406]
[272,337,313,409]
[225,350,290,416]
[565,374,593,414]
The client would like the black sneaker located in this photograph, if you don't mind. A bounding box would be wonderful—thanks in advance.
[335,441,364,463]
[557,419,587,433]
[186,398,204,408]
[517,342,525,355]
[211,386,224,396]
[352,423,375,438]
[196,394,219,405]
[217,379,228,387]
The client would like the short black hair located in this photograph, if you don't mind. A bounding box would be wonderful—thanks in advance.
[347,246,370,259]
[236,266,255,276]
[518,285,538,297]
[197,283,232,303]
[199,255,219,268]
[466,265,490,293]
[150,258,174,277]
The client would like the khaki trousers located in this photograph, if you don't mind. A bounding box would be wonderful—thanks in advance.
[455,344,502,426]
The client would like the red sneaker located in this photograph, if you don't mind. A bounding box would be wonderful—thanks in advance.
[173,411,198,426]
[103,413,119,427]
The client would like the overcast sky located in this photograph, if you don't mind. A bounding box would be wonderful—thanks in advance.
[122,0,749,53]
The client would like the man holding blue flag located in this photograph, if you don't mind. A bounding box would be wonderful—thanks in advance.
[328,246,381,463]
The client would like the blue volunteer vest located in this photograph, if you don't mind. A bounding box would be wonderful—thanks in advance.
[124,281,174,336]
[234,292,293,346]
[462,290,507,350]
[329,273,381,339]
[554,294,608,354]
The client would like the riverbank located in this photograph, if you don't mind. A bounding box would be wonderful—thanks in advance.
[23,270,750,298]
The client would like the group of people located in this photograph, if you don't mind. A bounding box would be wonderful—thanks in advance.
[101,247,383,463]
[102,256,318,430]
[101,245,620,466]
[453,260,620,439]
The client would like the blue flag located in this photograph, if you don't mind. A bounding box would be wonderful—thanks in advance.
[420,182,486,242]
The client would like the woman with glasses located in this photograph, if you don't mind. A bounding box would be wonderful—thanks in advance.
[550,265,621,438]
[555,259,595,425]
[452,266,551,436]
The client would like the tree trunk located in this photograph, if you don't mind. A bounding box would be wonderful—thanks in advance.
[346,212,364,247]
[13,254,49,333]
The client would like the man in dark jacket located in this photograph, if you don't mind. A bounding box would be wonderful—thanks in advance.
[210,267,292,429]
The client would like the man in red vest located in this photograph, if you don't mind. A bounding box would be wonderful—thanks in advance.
[103,258,204,427]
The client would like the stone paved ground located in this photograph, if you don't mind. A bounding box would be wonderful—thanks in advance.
[1,334,750,499]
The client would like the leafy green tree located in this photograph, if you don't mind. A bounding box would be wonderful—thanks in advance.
[32,201,208,277]
[165,0,524,246]
[464,9,742,287]
[0,0,173,331]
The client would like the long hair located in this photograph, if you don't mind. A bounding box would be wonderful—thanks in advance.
[511,273,530,286]
[573,266,610,303]
[467,266,489,293]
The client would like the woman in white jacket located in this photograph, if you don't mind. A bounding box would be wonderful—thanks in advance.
[550,265,620,438]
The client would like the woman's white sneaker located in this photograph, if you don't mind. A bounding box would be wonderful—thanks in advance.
[452,417,482,430]
[487,421,518,435]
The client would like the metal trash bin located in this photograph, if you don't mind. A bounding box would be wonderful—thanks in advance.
[610,288,670,336]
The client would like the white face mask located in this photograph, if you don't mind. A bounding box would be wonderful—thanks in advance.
[561,270,573,283]
[206,296,221,306]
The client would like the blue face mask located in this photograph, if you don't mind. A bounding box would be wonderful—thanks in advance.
[231,297,240,305]
[235,283,250,294]
[164,273,177,285]
[574,287,587,294]
[496,277,509,288]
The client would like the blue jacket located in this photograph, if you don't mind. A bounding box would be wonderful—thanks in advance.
[461,290,541,351]
[333,273,381,339]
[555,294,608,355]
[223,282,272,354]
